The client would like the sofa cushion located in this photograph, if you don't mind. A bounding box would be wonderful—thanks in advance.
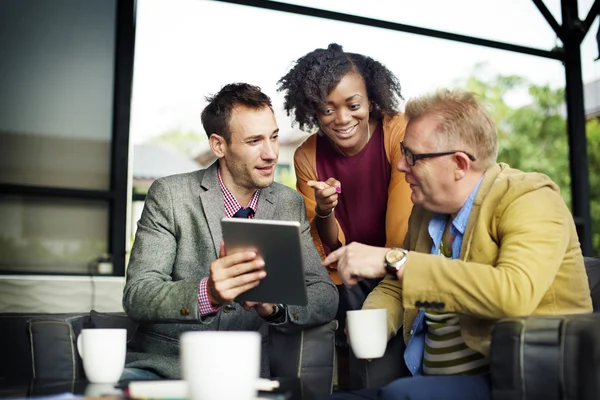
[269,320,338,397]
[28,316,89,380]
[90,310,138,342]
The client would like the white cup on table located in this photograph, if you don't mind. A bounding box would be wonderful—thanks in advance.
[76,328,127,383]
[181,331,261,400]
[346,308,388,359]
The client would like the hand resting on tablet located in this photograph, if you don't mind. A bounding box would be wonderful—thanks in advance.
[207,240,279,319]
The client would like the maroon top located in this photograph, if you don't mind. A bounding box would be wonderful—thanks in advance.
[315,122,391,254]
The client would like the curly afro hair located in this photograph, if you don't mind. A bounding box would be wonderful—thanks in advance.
[277,43,403,132]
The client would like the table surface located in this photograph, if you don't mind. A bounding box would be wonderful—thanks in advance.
[0,377,305,400]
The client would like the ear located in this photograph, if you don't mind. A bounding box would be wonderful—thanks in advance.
[453,152,471,180]
[209,133,227,158]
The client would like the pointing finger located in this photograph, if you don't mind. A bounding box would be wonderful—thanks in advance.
[307,180,328,191]
[322,246,345,267]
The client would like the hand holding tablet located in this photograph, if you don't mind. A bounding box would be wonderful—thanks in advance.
[220,218,308,306]
[206,240,267,306]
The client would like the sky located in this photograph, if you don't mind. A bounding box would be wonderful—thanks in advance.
[129,0,600,144]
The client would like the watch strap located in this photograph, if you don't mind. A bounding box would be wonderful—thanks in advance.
[264,303,286,323]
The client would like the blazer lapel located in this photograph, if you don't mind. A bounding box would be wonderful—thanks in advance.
[254,184,276,220]
[199,162,226,255]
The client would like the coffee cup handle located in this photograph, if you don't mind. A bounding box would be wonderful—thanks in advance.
[77,334,84,359]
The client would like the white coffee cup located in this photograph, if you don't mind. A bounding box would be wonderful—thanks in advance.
[181,331,261,400]
[76,328,127,383]
[346,308,387,359]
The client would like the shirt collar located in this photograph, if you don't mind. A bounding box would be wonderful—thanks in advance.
[217,167,260,218]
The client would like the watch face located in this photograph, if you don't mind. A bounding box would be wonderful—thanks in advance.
[386,249,405,265]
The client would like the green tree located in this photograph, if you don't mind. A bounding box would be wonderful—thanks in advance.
[586,118,600,253]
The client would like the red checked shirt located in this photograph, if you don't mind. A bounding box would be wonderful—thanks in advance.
[197,168,261,316]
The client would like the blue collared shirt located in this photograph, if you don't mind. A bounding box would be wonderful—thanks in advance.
[403,177,483,376]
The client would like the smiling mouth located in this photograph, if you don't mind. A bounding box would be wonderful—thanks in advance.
[256,165,274,173]
[332,125,357,136]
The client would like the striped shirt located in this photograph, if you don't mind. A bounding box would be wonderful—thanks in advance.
[421,176,488,375]
[423,308,489,375]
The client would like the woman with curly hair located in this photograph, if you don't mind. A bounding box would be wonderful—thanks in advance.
[277,43,413,344]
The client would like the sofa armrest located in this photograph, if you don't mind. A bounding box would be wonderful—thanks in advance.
[490,313,600,400]
[349,332,410,389]
[269,320,338,398]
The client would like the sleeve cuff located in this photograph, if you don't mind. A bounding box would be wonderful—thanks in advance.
[198,277,220,316]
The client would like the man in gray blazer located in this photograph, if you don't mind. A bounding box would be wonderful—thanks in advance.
[122,83,338,379]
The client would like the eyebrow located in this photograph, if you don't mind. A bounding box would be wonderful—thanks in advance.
[345,94,363,102]
[325,94,363,105]
[241,129,279,142]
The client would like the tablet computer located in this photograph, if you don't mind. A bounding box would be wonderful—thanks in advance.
[220,218,308,306]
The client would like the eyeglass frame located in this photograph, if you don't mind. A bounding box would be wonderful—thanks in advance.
[400,141,477,167]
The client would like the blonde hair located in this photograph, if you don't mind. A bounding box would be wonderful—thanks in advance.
[404,89,498,168]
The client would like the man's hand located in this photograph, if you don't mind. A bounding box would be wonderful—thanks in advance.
[307,178,341,216]
[207,241,266,306]
[240,301,276,318]
[322,242,389,286]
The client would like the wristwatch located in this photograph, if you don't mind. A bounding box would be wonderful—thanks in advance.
[384,248,409,279]
[264,303,286,323]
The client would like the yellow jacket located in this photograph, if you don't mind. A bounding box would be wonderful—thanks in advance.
[363,163,592,357]
[294,113,413,284]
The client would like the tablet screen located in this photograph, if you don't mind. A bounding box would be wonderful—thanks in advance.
[220,218,308,306]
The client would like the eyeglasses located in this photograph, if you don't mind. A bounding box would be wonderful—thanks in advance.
[400,141,477,167]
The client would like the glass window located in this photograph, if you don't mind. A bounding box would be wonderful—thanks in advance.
[0,0,133,276]
[0,196,109,274]
[0,0,115,190]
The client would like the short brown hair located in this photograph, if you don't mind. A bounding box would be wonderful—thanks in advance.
[201,83,273,143]
[405,89,498,168]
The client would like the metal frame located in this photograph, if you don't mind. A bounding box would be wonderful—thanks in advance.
[109,0,136,277]
[0,0,136,276]
[213,0,599,255]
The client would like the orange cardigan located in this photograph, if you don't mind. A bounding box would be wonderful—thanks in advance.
[293,113,413,284]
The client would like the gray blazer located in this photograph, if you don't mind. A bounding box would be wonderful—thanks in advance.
[123,162,338,378]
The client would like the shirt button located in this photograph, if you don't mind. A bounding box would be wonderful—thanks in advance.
[223,304,235,313]
[410,329,414,335]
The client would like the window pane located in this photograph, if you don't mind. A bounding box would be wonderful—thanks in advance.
[0,0,116,190]
[0,196,109,274]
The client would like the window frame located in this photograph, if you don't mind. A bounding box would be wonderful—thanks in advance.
[0,0,136,277]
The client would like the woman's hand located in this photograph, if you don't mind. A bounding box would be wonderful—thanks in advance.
[307,177,341,217]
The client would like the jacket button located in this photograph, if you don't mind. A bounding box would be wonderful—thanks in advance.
[293,313,299,321]
[223,304,235,313]
[180,308,187,316]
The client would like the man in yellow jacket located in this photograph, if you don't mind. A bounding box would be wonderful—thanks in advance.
[322,88,592,400]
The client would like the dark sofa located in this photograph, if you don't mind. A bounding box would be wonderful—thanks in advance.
[0,310,337,398]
